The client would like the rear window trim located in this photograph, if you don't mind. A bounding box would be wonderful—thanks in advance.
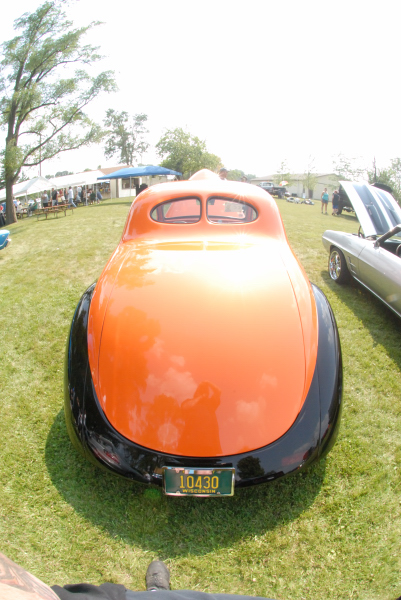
[150,196,202,224]
[206,195,258,224]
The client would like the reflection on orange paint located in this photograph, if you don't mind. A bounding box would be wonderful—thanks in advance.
[88,173,318,457]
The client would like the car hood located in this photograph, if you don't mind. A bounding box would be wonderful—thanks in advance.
[88,240,318,457]
[340,180,401,237]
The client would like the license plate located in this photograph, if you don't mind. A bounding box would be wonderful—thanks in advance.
[162,467,235,497]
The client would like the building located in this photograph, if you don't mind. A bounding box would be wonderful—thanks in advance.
[251,173,341,200]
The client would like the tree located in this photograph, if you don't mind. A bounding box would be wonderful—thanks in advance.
[302,155,318,199]
[156,128,221,179]
[227,169,245,181]
[332,153,366,180]
[55,170,73,177]
[103,110,149,166]
[274,160,293,186]
[367,157,401,204]
[0,0,116,224]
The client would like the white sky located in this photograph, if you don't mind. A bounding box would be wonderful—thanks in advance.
[1,0,401,178]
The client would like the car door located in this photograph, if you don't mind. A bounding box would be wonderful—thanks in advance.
[357,243,401,316]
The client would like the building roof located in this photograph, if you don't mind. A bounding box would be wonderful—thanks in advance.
[98,165,132,176]
[252,173,338,181]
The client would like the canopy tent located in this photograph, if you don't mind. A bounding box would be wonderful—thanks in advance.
[0,176,56,201]
[0,170,107,202]
[97,166,182,180]
[51,169,105,188]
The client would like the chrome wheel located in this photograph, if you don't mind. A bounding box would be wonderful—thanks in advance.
[329,250,341,280]
[329,247,350,284]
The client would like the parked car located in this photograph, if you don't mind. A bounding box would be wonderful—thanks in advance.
[65,169,342,496]
[258,182,286,198]
[0,229,11,250]
[322,180,401,318]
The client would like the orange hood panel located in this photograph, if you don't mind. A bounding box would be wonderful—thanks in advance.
[88,240,318,457]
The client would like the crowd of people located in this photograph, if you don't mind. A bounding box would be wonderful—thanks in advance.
[41,186,103,209]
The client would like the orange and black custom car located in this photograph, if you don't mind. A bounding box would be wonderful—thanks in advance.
[65,170,342,496]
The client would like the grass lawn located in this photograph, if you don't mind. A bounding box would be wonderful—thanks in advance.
[1,197,400,600]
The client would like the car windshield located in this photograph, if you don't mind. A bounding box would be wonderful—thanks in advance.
[206,197,257,224]
[150,197,201,224]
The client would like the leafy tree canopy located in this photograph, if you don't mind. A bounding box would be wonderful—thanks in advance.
[55,170,73,176]
[0,0,116,223]
[227,169,246,181]
[103,110,149,167]
[368,157,401,204]
[156,128,221,179]
[332,153,366,180]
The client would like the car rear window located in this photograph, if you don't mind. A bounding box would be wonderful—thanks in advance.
[150,197,201,224]
[207,197,257,224]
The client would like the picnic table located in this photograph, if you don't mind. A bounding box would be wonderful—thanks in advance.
[36,204,74,220]
[17,208,28,219]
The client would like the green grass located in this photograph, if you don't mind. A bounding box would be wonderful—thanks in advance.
[1,198,401,600]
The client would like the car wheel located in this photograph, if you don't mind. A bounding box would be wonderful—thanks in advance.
[329,247,350,284]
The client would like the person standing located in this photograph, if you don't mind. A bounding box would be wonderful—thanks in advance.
[332,189,340,215]
[67,187,76,208]
[219,168,228,180]
[321,188,329,214]
[0,204,5,227]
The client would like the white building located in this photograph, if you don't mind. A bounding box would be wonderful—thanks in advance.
[251,173,341,200]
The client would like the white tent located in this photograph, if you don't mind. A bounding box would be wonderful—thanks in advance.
[0,176,56,201]
[50,170,105,188]
[0,170,106,203]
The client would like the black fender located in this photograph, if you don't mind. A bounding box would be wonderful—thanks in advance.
[64,282,342,487]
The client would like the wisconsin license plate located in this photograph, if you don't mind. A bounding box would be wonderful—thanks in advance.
[163,467,235,497]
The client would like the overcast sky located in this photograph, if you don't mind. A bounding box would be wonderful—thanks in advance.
[1,0,401,178]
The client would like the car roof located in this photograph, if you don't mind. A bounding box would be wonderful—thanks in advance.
[122,171,286,243]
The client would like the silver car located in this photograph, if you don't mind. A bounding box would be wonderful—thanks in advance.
[322,181,401,319]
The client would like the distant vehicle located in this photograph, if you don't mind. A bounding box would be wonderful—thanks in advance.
[258,182,286,198]
[323,180,401,319]
[258,182,274,191]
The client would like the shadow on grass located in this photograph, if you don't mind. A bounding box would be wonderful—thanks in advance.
[335,212,358,223]
[86,200,133,208]
[46,410,325,558]
[320,269,401,368]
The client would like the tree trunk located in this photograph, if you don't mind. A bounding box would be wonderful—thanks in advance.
[5,177,17,225]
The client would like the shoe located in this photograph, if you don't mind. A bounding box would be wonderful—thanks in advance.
[146,561,171,591]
